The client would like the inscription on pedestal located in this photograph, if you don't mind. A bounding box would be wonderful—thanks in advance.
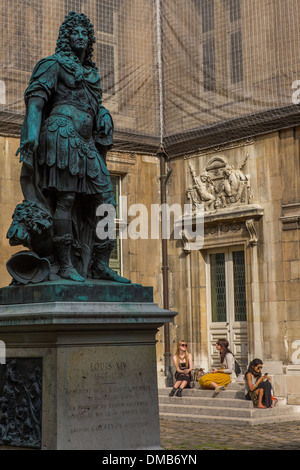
[0,358,42,449]
[58,346,158,449]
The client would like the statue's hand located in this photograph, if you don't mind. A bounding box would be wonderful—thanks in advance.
[16,139,39,158]
[100,116,112,136]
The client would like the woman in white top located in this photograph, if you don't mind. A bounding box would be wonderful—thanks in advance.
[199,339,235,394]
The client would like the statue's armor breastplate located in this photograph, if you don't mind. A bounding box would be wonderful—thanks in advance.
[50,72,94,140]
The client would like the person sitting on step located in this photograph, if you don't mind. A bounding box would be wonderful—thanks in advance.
[199,339,234,394]
[169,340,193,397]
[244,358,273,408]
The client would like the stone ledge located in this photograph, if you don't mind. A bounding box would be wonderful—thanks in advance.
[203,204,264,225]
[176,204,264,250]
[0,279,153,305]
[286,364,300,375]
[0,301,176,331]
[176,204,264,227]
[280,202,300,230]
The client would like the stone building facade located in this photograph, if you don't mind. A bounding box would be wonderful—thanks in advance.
[165,129,300,404]
[0,0,299,405]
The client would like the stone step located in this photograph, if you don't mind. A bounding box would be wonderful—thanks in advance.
[159,411,300,426]
[158,387,300,426]
[159,395,254,409]
[159,402,295,419]
[159,387,246,399]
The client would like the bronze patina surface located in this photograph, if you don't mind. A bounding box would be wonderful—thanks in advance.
[6,12,130,286]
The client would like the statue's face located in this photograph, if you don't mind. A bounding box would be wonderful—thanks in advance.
[69,25,89,55]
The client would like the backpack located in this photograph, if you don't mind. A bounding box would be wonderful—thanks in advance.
[234,359,242,376]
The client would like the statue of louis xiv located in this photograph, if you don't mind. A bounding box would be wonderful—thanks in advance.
[6,12,130,285]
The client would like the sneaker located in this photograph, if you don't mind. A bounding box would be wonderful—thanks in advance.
[213,386,225,396]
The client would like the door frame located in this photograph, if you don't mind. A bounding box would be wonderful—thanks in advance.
[205,244,248,369]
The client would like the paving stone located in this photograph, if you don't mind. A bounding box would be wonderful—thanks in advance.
[160,419,300,450]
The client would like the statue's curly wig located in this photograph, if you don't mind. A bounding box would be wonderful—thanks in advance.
[55,11,96,68]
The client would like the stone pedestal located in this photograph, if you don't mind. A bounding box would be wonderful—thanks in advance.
[0,281,176,450]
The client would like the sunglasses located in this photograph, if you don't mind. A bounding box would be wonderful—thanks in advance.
[180,343,187,347]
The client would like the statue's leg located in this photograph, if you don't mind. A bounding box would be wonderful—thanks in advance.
[53,191,75,236]
[53,191,85,282]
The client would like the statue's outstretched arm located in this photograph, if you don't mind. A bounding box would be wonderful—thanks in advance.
[16,97,45,167]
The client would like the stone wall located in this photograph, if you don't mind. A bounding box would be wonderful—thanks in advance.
[166,128,300,403]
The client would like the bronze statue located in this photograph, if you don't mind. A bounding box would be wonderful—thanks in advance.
[7,12,130,284]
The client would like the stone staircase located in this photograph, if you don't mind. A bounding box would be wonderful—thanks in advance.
[159,383,300,426]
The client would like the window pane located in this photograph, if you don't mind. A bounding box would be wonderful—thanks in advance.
[98,43,115,94]
[97,0,114,34]
[203,39,216,92]
[201,0,214,33]
[192,0,214,32]
[229,0,241,22]
[65,0,82,15]
[108,175,121,274]
[110,174,120,219]
[233,251,247,321]
[230,30,243,84]
[210,253,226,322]
[109,232,121,275]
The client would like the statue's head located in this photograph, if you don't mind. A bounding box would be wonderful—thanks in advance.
[55,11,96,68]
[200,170,210,182]
[224,164,234,176]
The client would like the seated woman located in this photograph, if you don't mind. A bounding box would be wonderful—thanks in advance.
[169,341,193,397]
[199,339,234,394]
[244,358,272,408]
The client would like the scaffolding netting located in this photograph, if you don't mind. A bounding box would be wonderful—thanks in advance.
[1,0,300,157]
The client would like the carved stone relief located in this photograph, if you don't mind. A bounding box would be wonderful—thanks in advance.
[0,358,42,449]
[178,154,263,249]
[187,154,253,212]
